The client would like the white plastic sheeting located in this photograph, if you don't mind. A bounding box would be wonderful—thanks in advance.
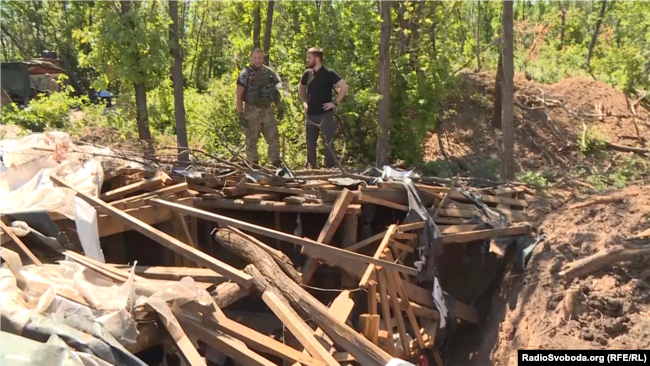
[0,132,141,263]
[0,247,217,364]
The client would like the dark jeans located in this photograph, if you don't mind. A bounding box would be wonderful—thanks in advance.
[305,111,336,168]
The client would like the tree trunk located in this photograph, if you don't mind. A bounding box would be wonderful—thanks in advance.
[559,2,567,49]
[398,2,407,56]
[409,1,425,69]
[492,47,503,129]
[376,0,392,168]
[586,0,607,69]
[133,82,154,156]
[476,0,481,71]
[189,8,206,86]
[263,0,274,65]
[501,0,515,180]
[253,2,261,48]
[169,0,189,164]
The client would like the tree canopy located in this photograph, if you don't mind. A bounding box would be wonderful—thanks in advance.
[1,0,649,168]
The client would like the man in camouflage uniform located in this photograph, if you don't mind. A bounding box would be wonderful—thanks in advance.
[236,47,284,167]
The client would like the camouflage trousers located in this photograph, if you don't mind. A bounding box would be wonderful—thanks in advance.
[243,104,280,165]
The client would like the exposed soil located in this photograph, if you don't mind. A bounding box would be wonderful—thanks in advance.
[432,73,650,365]
[424,72,650,174]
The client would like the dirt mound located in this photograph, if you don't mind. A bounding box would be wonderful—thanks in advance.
[486,185,650,364]
[425,72,649,175]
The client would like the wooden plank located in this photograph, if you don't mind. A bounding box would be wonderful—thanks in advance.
[493,207,531,222]
[445,189,528,207]
[108,183,189,207]
[262,291,340,366]
[222,186,248,197]
[394,232,418,240]
[359,314,372,339]
[368,283,378,315]
[437,208,478,219]
[389,240,415,254]
[108,264,226,283]
[389,269,426,349]
[242,193,276,202]
[359,225,398,288]
[198,197,361,214]
[369,315,380,345]
[96,197,193,238]
[345,230,387,252]
[438,224,482,235]
[381,269,410,357]
[397,222,425,231]
[100,176,164,201]
[293,290,356,366]
[0,221,42,266]
[376,269,395,355]
[441,226,530,245]
[241,182,319,196]
[180,317,275,366]
[301,189,355,284]
[51,177,253,288]
[302,181,331,189]
[153,199,419,277]
[357,193,408,211]
[177,312,325,366]
[155,305,207,366]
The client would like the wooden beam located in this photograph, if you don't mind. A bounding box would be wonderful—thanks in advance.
[397,222,425,231]
[262,291,340,366]
[389,240,415,254]
[155,305,207,366]
[368,283,378,315]
[242,193,276,202]
[179,317,275,366]
[108,183,188,207]
[376,269,395,355]
[388,268,426,349]
[108,264,226,283]
[357,193,408,211]
[177,311,325,366]
[359,225,398,288]
[345,230,387,252]
[441,226,530,245]
[198,197,361,214]
[394,232,418,240]
[100,176,164,201]
[51,178,253,288]
[381,269,409,357]
[438,224,482,235]
[241,182,320,196]
[0,221,42,266]
[301,189,355,283]
[156,199,419,277]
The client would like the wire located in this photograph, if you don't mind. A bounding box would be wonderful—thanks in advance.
[300,284,364,293]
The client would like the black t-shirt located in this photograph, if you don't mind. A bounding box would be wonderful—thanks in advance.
[300,67,341,116]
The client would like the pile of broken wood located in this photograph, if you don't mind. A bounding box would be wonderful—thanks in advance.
[1,164,534,366]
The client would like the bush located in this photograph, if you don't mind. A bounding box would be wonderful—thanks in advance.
[517,170,550,188]
[578,127,607,154]
[420,159,458,178]
[2,85,87,132]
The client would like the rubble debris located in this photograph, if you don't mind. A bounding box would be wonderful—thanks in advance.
[1,132,538,365]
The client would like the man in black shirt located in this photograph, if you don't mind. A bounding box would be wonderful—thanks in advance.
[298,47,349,169]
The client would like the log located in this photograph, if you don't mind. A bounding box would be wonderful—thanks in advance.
[559,245,650,279]
[221,227,302,284]
[630,228,650,239]
[568,195,624,210]
[214,282,253,309]
[215,229,394,366]
[560,288,578,322]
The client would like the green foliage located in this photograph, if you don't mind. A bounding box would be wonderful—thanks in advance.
[2,86,86,131]
[472,157,502,181]
[608,156,648,188]
[420,159,458,178]
[517,170,550,188]
[578,127,607,154]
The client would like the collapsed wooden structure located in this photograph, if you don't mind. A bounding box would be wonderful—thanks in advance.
[1,165,533,366]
